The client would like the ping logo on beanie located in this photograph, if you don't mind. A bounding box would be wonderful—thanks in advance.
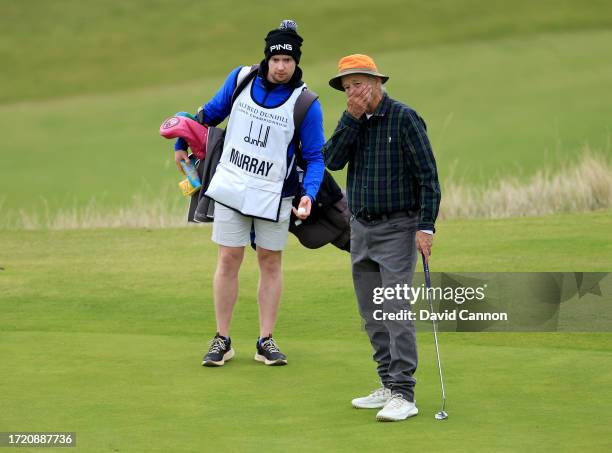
[264,19,303,63]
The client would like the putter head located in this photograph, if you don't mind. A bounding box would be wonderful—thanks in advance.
[435,411,448,420]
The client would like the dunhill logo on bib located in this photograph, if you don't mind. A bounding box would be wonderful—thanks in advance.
[244,121,270,148]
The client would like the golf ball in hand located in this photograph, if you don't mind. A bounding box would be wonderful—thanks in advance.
[297,207,306,215]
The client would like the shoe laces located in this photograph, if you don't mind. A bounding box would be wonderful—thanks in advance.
[387,394,407,409]
[208,336,226,354]
[261,337,280,353]
[371,387,389,398]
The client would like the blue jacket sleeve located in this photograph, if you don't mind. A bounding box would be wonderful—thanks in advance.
[299,99,325,201]
[174,66,243,151]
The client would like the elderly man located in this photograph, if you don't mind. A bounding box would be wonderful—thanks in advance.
[323,54,441,421]
[175,20,324,367]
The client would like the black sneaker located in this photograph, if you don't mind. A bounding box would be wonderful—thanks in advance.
[202,333,234,367]
[254,335,287,366]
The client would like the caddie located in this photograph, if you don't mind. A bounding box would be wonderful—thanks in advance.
[174,20,324,367]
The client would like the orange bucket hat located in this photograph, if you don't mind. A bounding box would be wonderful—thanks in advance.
[328,54,389,91]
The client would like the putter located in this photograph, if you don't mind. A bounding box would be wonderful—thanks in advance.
[421,253,449,420]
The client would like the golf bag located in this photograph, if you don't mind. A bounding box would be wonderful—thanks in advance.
[289,168,350,252]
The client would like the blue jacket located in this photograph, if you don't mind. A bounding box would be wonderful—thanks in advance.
[175,66,325,201]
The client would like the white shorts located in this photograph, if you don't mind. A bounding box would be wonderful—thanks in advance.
[211,198,293,251]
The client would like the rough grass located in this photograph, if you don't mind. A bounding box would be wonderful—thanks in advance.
[3,189,186,231]
[2,151,609,230]
[439,150,612,219]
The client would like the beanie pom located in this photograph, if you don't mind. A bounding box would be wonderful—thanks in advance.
[279,19,297,31]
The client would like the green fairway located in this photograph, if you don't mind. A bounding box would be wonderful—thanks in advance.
[1,213,611,451]
[2,331,610,452]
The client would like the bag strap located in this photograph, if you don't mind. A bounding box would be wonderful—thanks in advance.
[230,64,259,105]
[291,88,318,174]
[292,88,318,146]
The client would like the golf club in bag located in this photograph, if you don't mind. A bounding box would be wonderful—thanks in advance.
[421,253,449,420]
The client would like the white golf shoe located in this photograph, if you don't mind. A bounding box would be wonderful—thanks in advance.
[351,387,392,409]
[376,394,419,421]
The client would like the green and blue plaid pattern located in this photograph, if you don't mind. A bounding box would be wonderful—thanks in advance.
[323,94,441,231]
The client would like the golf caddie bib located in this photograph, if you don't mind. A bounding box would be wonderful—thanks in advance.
[205,79,302,221]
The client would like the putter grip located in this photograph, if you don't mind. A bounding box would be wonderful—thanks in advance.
[421,253,431,287]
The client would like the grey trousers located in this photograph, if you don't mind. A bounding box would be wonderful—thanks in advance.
[350,214,419,401]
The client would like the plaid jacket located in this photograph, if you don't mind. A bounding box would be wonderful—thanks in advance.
[323,94,441,231]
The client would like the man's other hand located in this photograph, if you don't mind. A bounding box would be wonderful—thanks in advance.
[416,230,433,263]
[292,196,312,220]
[174,150,190,173]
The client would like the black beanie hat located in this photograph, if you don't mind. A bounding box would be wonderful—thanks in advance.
[264,19,303,64]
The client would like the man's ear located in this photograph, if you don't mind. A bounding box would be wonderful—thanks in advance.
[373,77,382,91]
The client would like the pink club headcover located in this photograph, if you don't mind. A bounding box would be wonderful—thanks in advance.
[160,116,209,160]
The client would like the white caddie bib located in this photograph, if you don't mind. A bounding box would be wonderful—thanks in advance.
[205,77,303,221]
